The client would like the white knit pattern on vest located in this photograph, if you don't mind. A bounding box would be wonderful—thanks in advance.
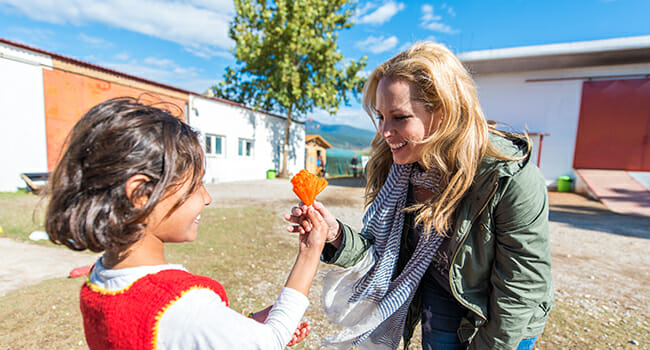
[321,163,445,350]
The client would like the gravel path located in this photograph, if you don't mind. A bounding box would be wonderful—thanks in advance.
[0,238,98,296]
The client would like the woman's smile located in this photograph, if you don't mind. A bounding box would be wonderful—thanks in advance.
[387,140,408,152]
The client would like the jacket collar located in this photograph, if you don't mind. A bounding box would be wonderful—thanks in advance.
[474,132,531,187]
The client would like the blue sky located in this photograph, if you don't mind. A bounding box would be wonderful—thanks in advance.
[1,0,649,131]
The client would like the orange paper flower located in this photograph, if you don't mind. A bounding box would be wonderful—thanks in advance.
[290,169,328,206]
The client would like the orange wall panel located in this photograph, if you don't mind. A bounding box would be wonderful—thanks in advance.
[43,69,187,170]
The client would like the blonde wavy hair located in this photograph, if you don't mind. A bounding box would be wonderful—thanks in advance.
[363,42,526,234]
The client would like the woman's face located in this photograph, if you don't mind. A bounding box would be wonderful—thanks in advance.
[375,78,442,167]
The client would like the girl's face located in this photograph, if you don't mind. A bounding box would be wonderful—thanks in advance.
[375,78,443,167]
[146,176,212,243]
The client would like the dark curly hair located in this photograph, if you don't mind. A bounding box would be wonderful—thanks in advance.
[45,96,204,253]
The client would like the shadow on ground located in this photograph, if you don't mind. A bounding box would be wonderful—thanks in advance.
[326,176,367,188]
[549,204,650,239]
[600,187,650,209]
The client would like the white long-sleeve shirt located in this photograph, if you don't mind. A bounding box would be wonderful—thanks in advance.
[88,258,309,349]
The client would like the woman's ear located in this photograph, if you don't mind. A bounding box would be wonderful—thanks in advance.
[428,108,445,136]
[125,174,151,208]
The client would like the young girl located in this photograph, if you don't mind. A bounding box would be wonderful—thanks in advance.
[45,97,327,349]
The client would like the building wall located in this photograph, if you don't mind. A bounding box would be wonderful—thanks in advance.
[189,95,305,183]
[42,69,188,170]
[0,43,50,191]
[471,62,650,183]
[305,142,327,175]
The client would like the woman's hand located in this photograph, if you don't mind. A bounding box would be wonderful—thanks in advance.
[284,201,340,244]
[287,321,310,346]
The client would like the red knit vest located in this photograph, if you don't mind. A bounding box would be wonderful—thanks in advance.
[80,269,228,350]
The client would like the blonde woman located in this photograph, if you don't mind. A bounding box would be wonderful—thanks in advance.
[286,42,553,350]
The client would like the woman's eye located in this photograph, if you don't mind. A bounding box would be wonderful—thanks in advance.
[395,115,410,120]
[375,114,384,121]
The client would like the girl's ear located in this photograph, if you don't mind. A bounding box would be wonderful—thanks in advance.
[125,174,151,208]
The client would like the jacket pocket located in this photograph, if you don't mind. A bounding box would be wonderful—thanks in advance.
[457,315,486,343]
[528,301,552,326]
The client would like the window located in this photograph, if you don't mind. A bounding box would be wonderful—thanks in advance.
[205,134,224,156]
[238,138,253,157]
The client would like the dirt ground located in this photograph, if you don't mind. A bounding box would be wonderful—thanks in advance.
[1,177,648,327]
[207,177,650,323]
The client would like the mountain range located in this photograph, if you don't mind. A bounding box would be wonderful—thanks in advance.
[305,119,375,152]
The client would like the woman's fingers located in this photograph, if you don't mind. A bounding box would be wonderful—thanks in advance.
[285,224,304,234]
[285,204,317,234]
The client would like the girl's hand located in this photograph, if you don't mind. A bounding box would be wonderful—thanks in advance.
[298,206,328,252]
[248,305,272,323]
[287,321,310,346]
[282,202,331,296]
[284,201,339,242]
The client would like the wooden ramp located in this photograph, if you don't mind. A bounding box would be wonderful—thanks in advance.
[575,169,650,217]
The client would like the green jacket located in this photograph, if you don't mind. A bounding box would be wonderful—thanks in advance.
[322,134,553,349]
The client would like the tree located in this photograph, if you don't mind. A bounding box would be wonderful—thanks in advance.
[212,0,367,177]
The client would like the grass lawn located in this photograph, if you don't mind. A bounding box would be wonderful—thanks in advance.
[0,192,647,349]
[0,190,47,243]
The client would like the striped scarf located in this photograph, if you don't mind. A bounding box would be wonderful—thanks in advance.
[322,163,445,349]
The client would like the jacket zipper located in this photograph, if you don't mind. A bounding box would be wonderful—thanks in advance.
[448,182,499,321]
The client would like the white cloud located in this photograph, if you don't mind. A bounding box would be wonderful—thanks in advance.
[5,26,55,45]
[358,69,372,79]
[0,0,234,58]
[441,3,456,17]
[420,3,458,34]
[114,52,130,61]
[356,35,399,54]
[184,44,232,60]
[356,1,405,25]
[424,35,439,43]
[78,33,111,46]
[397,35,440,52]
[421,4,441,22]
[97,57,213,93]
[143,57,175,68]
[398,41,414,52]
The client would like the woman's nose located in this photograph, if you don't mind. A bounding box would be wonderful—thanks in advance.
[380,120,393,138]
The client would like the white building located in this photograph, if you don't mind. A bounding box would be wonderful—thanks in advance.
[0,41,50,192]
[0,37,305,192]
[458,36,650,185]
[189,94,305,184]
